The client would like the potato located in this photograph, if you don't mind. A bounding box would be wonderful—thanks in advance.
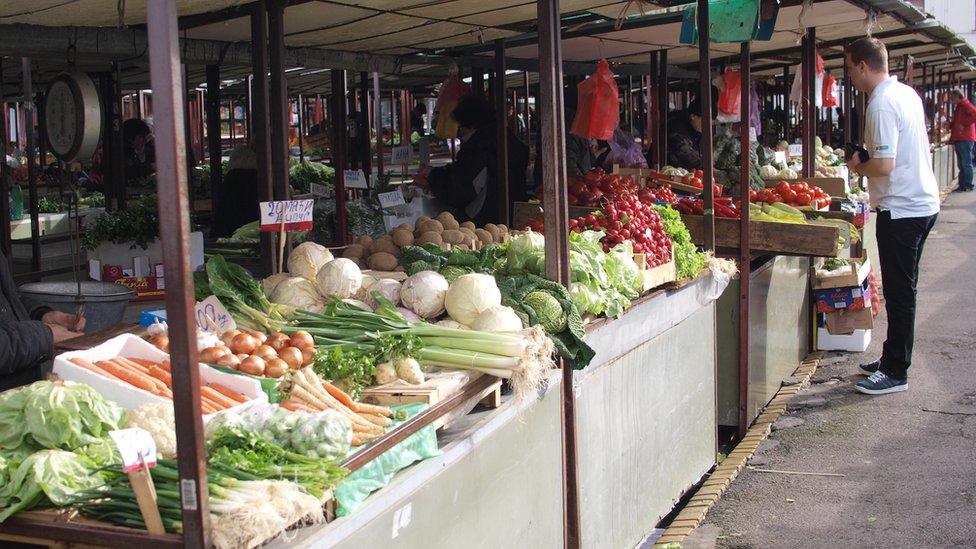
[371,235,399,255]
[367,251,399,271]
[497,224,509,236]
[460,221,476,231]
[441,229,465,245]
[394,266,405,272]
[342,244,365,259]
[417,215,431,226]
[416,231,444,246]
[436,212,459,230]
[421,219,444,234]
[391,228,414,248]
[475,228,494,245]
[485,224,503,243]
[396,223,413,233]
[464,233,480,250]
[355,235,373,249]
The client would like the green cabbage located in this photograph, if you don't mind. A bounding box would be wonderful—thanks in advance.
[0,450,105,522]
[504,230,545,273]
[524,291,567,333]
[605,241,642,298]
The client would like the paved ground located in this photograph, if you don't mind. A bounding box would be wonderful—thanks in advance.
[691,190,976,549]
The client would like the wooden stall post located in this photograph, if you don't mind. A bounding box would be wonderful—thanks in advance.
[472,68,485,98]
[373,72,384,181]
[146,1,210,546]
[523,71,532,138]
[657,49,669,169]
[843,56,852,147]
[783,65,790,141]
[737,41,751,439]
[697,0,715,251]
[802,29,816,178]
[331,69,348,245]
[359,72,372,178]
[251,1,277,274]
[494,39,510,226]
[0,59,9,259]
[268,1,290,201]
[108,64,126,210]
[649,51,659,166]
[298,94,305,163]
[205,65,222,215]
[21,58,40,276]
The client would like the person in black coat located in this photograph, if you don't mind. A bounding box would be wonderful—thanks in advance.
[210,145,260,238]
[0,251,85,391]
[417,95,529,226]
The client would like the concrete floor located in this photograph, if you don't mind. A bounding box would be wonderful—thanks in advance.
[693,190,976,548]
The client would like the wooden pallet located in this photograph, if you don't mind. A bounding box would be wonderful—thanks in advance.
[680,214,840,257]
[359,371,502,429]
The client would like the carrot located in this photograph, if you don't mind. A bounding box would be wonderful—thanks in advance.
[109,359,167,393]
[146,366,173,389]
[157,360,171,372]
[158,387,173,399]
[279,400,315,413]
[352,402,393,417]
[69,358,117,379]
[322,381,356,409]
[201,386,238,409]
[300,372,382,433]
[114,357,151,374]
[128,358,161,369]
[200,400,218,414]
[351,436,363,447]
[95,361,160,394]
[207,383,247,404]
[360,413,392,428]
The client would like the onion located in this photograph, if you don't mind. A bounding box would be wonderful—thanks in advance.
[220,330,242,347]
[230,333,258,355]
[148,334,169,352]
[288,331,315,351]
[301,348,316,366]
[247,330,267,344]
[265,358,289,378]
[253,345,279,361]
[238,356,266,376]
[199,346,228,364]
[278,347,304,370]
[235,353,249,361]
[266,333,290,352]
[216,353,241,369]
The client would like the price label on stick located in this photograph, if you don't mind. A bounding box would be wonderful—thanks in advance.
[259,199,314,232]
[309,182,331,197]
[378,187,406,209]
[110,428,157,473]
[344,169,369,189]
[788,143,804,158]
[194,295,236,333]
[391,145,411,165]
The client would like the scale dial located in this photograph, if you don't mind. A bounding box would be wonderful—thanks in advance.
[43,73,102,162]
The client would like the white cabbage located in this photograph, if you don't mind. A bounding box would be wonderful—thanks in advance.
[288,242,333,281]
[470,305,524,332]
[364,278,401,309]
[271,277,324,312]
[400,271,449,319]
[315,258,362,299]
[445,273,501,326]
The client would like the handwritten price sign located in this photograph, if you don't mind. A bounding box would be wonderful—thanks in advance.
[260,199,314,232]
[110,428,157,473]
[194,295,236,333]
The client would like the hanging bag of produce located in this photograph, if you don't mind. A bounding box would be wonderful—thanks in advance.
[717,68,742,117]
[821,72,839,108]
[789,52,825,106]
[434,75,470,139]
[570,59,619,140]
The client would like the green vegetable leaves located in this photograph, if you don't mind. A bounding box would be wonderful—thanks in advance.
[654,205,706,279]
[81,195,163,251]
[0,450,105,522]
[312,348,377,399]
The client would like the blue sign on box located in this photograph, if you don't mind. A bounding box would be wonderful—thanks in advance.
[139,309,167,327]
[815,280,871,313]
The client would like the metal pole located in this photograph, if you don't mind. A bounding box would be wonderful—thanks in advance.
[523,71,532,138]
[802,29,816,178]
[0,59,10,259]
[205,65,222,214]
[697,0,715,251]
[268,1,289,200]
[21,58,40,275]
[657,49,669,168]
[494,39,510,226]
[400,90,410,148]
[843,59,852,146]
[331,69,348,245]
[298,94,305,163]
[146,2,209,546]
[783,65,790,141]
[737,41,751,439]
[251,1,276,274]
[649,51,658,166]
[373,72,383,180]
[359,72,371,177]
[472,68,485,98]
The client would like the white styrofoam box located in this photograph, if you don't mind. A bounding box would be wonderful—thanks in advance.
[817,327,871,352]
[87,232,204,280]
[53,333,266,421]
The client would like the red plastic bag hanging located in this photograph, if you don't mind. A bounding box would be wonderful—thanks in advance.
[570,59,620,140]
[434,75,470,139]
[717,68,742,116]
[822,72,838,108]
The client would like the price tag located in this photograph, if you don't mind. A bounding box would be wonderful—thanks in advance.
[749,126,757,142]
[378,187,406,209]
[774,151,787,165]
[110,428,157,473]
[309,182,331,197]
[788,143,804,158]
[194,295,236,333]
[344,169,369,189]
[259,199,314,232]
[391,145,411,164]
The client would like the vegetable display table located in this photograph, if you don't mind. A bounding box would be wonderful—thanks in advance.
[680,214,840,257]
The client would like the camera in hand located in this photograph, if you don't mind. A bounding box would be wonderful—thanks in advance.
[845,143,870,163]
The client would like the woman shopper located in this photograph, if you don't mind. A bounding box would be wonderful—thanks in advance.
[844,37,941,395]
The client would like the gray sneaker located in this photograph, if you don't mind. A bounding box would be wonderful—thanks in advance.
[858,360,880,375]
[855,371,908,395]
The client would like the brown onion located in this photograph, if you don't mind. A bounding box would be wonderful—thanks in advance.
[278,347,304,370]
[148,334,169,352]
[265,358,289,378]
[216,353,242,369]
[238,356,266,376]
[199,346,228,364]
[288,331,315,351]
[247,330,267,344]
[253,344,278,360]
[266,333,290,352]
[301,348,316,366]
[220,330,242,346]
[230,333,258,355]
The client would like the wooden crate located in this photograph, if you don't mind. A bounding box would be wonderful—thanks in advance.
[763,177,848,196]
[636,255,677,291]
[680,215,840,257]
[612,165,704,195]
[359,371,502,429]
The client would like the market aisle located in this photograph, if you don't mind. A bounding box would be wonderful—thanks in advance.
[695,191,976,549]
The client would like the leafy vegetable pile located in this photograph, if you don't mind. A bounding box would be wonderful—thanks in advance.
[289,161,335,194]
[399,243,501,281]
[654,205,706,279]
[82,194,163,250]
[195,255,290,332]
[207,403,353,462]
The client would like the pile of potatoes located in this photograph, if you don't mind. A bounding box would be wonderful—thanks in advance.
[341,211,511,272]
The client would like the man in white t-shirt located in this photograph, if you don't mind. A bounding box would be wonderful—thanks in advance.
[845,37,940,395]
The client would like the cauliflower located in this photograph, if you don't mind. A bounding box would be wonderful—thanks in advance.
[124,402,177,459]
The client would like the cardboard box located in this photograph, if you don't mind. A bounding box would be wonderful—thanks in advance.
[814,256,871,289]
[818,327,871,352]
[825,307,874,334]
[815,280,871,313]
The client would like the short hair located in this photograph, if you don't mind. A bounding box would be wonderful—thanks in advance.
[123,118,151,144]
[951,88,965,99]
[846,37,888,73]
[451,95,494,128]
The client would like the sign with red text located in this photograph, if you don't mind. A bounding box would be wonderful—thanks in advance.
[260,199,314,232]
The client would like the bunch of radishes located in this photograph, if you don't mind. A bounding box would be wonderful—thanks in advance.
[569,193,673,268]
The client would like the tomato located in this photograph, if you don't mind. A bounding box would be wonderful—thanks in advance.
[568,195,580,206]
[781,188,797,204]
[749,190,759,202]
[694,169,704,178]
[794,191,813,206]
[776,181,791,195]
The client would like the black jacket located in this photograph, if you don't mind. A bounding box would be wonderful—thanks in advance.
[0,252,53,391]
[428,127,529,226]
[667,110,703,170]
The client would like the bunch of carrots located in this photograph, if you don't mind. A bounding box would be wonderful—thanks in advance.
[68,356,251,415]
[280,367,393,446]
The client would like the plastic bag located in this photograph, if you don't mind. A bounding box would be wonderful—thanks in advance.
[603,129,647,169]
[434,76,470,139]
[822,73,839,108]
[789,52,825,106]
[718,68,742,116]
[570,59,619,140]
